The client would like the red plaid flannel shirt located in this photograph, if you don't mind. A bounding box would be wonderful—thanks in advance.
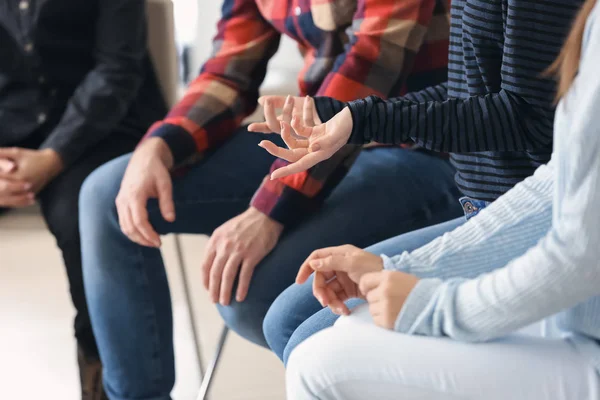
[145,0,450,226]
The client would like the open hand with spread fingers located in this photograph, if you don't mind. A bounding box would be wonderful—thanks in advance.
[295,245,384,316]
[248,95,353,180]
[359,270,420,330]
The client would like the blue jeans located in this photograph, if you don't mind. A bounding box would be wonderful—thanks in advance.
[264,206,487,365]
[80,128,461,400]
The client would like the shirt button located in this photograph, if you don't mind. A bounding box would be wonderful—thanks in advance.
[24,42,34,53]
[19,1,29,11]
[294,6,302,16]
[37,113,47,124]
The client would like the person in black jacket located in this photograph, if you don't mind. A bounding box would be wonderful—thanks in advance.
[0,1,166,398]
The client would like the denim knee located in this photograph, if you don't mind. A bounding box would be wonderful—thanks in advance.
[79,155,130,238]
[263,297,293,361]
[217,300,270,348]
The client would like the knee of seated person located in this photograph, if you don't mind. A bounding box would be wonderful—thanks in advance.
[262,294,296,357]
[79,156,129,232]
[217,299,269,347]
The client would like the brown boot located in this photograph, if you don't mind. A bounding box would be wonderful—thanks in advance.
[77,345,108,400]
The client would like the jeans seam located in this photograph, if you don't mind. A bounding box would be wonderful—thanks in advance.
[134,244,165,394]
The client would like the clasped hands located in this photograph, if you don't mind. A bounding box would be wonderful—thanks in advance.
[250,95,419,330]
[0,147,63,207]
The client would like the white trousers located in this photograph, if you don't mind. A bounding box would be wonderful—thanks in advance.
[286,305,600,400]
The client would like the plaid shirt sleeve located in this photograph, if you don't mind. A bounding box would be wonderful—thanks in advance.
[143,0,280,166]
[251,0,449,226]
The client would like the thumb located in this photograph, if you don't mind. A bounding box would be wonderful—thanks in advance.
[359,271,383,297]
[309,254,352,273]
[0,158,16,173]
[156,172,175,222]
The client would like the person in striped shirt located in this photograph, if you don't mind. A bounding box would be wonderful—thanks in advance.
[78,0,460,397]
[286,1,600,398]
[258,0,583,364]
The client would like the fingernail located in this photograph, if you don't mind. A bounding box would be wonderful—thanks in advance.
[28,193,35,199]
[166,212,175,220]
[335,308,342,314]
[311,144,321,152]
[24,183,32,190]
[310,260,322,269]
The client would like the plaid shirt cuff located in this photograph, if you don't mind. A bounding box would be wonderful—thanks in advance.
[251,175,318,227]
[144,122,197,166]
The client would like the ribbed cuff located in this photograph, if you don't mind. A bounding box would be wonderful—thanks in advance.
[381,254,411,272]
[346,98,369,144]
[145,123,197,166]
[394,278,442,334]
[313,96,347,123]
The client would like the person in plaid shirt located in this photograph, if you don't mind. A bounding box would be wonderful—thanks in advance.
[79,0,461,396]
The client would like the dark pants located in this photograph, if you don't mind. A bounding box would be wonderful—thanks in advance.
[6,131,139,358]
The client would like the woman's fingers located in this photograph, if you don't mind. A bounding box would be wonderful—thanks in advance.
[258,95,287,108]
[335,271,358,299]
[258,140,308,162]
[264,99,281,132]
[247,122,271,133]
[281,121,308,149]
[270,151,327,179]
[303,96,318,126]
[291,115,316,139]
[281,95,294,125]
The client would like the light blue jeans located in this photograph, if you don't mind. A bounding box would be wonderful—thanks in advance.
[79,128,462,400]
[264,198,487,365]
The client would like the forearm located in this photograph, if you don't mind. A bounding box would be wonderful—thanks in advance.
[346,90,554,151]
[384,162,554,280]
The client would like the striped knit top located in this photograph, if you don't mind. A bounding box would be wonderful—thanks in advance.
[315,0,582,201]
[383,3,600,369]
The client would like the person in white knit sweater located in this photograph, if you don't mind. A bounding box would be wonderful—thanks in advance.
[283,0,600,398]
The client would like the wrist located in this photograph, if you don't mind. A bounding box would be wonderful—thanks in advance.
[40,148,64,176]
[142,137,174,169]
[249,206,284,234]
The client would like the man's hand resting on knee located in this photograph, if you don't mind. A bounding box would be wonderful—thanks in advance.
[116,137,175,248]
[201,207,283,306]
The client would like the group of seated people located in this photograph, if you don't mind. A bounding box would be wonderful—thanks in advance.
[2,0,600,399]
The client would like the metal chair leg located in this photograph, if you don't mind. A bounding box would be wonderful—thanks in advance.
[174,235,205,379]
[196,326,229,400]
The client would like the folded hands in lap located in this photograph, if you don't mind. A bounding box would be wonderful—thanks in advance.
[296,244,420,330]
[0,147,62,207]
